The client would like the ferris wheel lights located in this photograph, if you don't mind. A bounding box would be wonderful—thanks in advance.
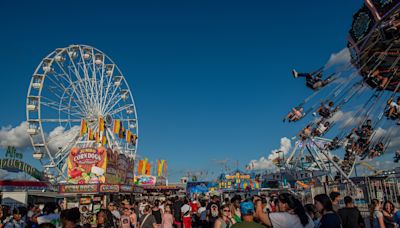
[127,108,134,114]
[95,53,104,65]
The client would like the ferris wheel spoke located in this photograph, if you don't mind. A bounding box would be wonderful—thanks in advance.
[102,77,123,113]
[41,100,83,119]
[45,73,88,114]
[67,53,95,109]
[86,48,99,112]
[67,63,94,109]
[98,59,106,114]
[52,66,89,112]
[47,128,79,146]
[107,104,134,116]
[53,60,90,111]
[100,65,114,112]
[97,66,106,112]
[53,131,81,160]
[104,96,124,114]
[41,119,81,123]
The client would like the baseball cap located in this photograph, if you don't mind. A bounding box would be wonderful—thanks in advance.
[240,201,255,215]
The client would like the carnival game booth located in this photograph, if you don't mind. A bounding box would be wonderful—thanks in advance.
[59,147,143,215]
[218,170,260,198]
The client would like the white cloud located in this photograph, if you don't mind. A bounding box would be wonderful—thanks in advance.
[0,121,80,155]
[47,126,80,155]
[247,137,291,170]
[0,122,31,149]
[324,48,351,69]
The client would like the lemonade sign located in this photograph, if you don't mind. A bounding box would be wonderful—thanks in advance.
[67,147,107,184]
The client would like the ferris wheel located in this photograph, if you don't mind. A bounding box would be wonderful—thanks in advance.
[26,44,138,182]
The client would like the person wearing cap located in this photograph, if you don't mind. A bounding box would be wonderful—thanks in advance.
[231,201,265,228]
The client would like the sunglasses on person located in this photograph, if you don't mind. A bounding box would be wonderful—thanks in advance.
[223,209,230,212]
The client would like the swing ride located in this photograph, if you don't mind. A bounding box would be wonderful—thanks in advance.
[281,1,400,184]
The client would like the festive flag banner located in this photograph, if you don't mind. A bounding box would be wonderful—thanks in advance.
[126,130,131,142]
[80,119,87,136]
[99,117,105,132]
[113,119,120,134]
[138,160,143,175]
[163,161,167,176]
[88,128,94,141]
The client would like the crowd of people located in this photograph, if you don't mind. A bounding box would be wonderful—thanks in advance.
[2,191,400,228]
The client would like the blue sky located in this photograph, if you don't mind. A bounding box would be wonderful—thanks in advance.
[0,0,364,181]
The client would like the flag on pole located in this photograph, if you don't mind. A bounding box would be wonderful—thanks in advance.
[99,117,105,132]
[119,124,125,139]
[95,132,100,143]
[132,134,137,145]
[113,119,120,134]
[163,161,167,176]
[126,130,131,142]
[138,160,143,175]
[80,119,87,136]
[145,162,151,175]
[101,135,107,146]
[142,158,147,175]
[161,160,165,176]
[157,160,161,176]
[88,128,94,140]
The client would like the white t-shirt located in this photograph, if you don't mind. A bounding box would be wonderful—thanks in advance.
[181,204,191,218]
[269,212,314,228]
[198,207,206,214]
